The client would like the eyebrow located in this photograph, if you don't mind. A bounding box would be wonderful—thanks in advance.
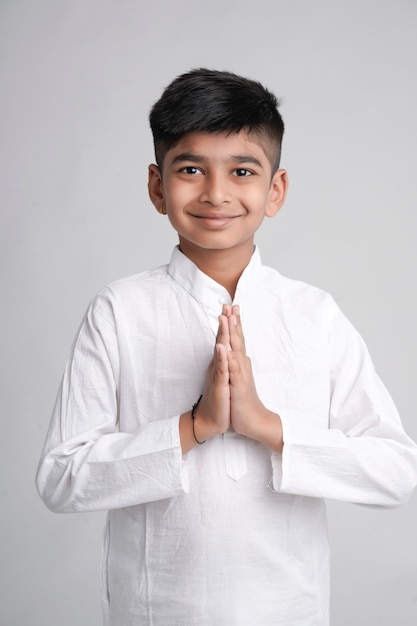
[171,153,204,165]
[170,153,264,168]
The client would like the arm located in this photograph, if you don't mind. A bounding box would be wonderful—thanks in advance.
[219,302,417,507]
[272,299,417,507]
[36,300,188,514]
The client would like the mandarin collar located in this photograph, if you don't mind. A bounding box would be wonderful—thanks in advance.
[168,245,262,312]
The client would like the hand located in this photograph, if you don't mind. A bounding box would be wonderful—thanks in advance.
[226,305,283,452]
[180,305,283,453]
[192,311,231,441]
[224,305,263,436]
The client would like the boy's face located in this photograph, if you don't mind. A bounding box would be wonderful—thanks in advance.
[148,131,287,262]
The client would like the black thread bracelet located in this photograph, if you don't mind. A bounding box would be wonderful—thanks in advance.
[191,394,206,444]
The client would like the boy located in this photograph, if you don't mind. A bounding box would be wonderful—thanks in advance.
[36,69,417,625]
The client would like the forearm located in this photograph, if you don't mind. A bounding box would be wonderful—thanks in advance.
[235,405,284,453]
[271,415,417,507]
[36,417,188,513]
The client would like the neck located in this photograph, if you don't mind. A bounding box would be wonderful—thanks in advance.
[178,239,254,299]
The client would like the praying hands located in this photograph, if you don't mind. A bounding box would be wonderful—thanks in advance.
[180,305,283,454]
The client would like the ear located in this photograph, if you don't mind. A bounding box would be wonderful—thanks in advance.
[265,169,289,218]
[148,164,166,214]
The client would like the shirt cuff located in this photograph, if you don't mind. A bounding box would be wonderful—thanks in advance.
[270,409,346,495]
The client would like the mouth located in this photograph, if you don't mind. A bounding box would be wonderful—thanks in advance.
[190,214,240,229]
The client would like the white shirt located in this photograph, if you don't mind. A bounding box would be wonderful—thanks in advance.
[36,246,417,626]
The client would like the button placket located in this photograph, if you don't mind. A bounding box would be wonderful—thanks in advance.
[223,430,248,481]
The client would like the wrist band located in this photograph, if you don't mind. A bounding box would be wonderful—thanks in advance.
[191,394,206,444]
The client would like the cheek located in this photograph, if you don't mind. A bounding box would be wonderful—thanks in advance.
[240,187,269,214]
[165,183,195,211]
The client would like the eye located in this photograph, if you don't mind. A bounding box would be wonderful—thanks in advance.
[179,166,203,175]
[232,168,253,177]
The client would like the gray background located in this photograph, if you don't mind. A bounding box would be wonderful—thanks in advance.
[1,0,416,624]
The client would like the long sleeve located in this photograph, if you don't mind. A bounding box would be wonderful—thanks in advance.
[36,298,188,514]
[272,297,417,507]
[36,248,417,624]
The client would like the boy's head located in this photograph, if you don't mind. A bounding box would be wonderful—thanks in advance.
[149,69,284,173]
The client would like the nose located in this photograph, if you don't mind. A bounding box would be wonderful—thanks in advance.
[198,172,231,206]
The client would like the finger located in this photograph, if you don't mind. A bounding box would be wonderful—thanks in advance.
[208,340,227,383]
[226,350,242,376]
[216,314,231,350]
[231,304,240,320]
[228,311,246,353]
[231,305,243,336]
[214,343,230,382]
[222,304,232,317]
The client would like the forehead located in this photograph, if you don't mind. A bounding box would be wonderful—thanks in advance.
[164,130,273,167]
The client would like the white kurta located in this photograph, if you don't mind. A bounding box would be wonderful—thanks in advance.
[36,246,417,626]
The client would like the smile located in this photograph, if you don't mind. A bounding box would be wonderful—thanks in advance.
[191,214,240,229]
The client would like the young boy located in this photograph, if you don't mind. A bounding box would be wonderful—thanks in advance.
[36,69,417,625]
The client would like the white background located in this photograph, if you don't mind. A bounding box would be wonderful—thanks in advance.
[1,1,416,624]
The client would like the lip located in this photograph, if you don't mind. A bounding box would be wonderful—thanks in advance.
[191,214,240,229]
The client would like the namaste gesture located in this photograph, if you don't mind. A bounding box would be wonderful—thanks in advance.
[182,304,283,453]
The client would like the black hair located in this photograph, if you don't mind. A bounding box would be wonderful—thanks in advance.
[149,68,284,171]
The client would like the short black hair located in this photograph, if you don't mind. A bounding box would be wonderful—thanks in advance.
[149,68,284,171]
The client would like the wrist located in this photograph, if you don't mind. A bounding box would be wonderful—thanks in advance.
[191,395,206,445]
[193,407,224,442]
[235,407,283,453]
[180,400,225,454]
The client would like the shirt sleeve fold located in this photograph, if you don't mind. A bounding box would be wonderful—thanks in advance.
[36,298,189,514]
